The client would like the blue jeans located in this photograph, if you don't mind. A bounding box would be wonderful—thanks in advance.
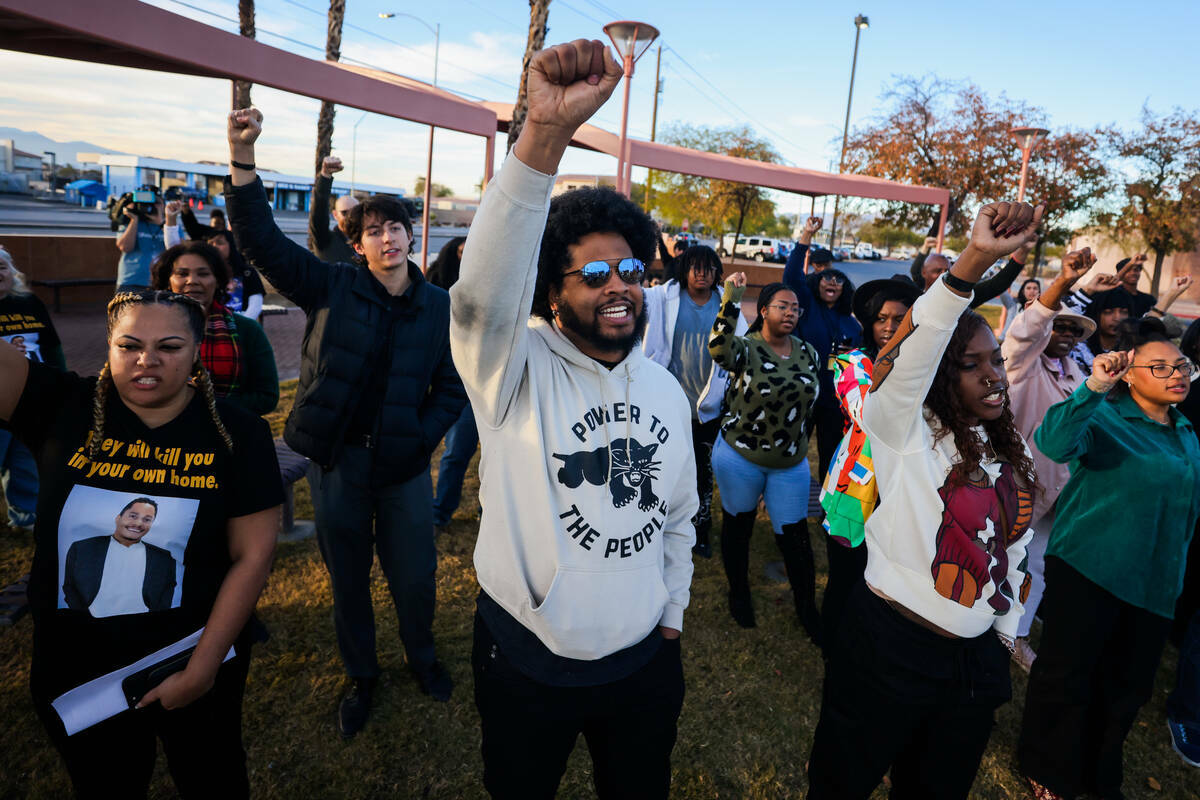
[711,435,810,535]
[0,428,38,528]
[432,404,478,526]
[307,447,437,678]
[1168,611,1200,726]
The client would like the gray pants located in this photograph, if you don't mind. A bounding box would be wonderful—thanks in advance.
[308,445,437,678]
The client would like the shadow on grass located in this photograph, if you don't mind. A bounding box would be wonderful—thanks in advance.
[0,379,1196,797]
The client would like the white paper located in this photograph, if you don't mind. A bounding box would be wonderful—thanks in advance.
[50,627,235,735]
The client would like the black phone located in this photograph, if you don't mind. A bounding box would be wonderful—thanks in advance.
[121,647,195,707]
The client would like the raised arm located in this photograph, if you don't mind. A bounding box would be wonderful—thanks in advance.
[970,235,1036,308]
[1003,248,1096,377]
[451,40,622,428]
[224,109,332,310]
[1035,350,1129,463]
[1149,274,1193,317]
[709,274,751,374]
[864,202,1043,452]
[308,157,342,252]
[180,205,218,241]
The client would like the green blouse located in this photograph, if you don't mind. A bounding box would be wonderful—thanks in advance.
[1035,383,1200,617]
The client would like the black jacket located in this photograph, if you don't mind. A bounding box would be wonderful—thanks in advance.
[63,536,176,613]
[225,176,466,481]
[308,174,359,264]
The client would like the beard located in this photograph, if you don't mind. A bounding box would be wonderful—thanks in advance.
[556,301,648,357]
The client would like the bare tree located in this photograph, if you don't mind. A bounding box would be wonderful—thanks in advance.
[508,0,551,153]
[233,0,255,109]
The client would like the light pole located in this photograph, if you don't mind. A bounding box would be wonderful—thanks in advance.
[350,111,368,193]
[1009,126,1049,203]
[380,11,440,270]
[604,20,660,197]
[828,13,868,249]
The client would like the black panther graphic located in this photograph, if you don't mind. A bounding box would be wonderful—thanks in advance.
[553,437,662,511]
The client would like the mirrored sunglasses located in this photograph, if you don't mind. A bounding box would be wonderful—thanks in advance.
[562,257,646,288]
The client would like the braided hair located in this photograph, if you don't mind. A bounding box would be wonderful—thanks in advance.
[923,310,1037,489]
[88,291,232,458]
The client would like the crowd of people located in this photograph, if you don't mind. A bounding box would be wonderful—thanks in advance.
[0,37,1198,800]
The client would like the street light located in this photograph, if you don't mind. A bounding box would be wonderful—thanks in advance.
[604,20,659,197]
[828,13,868,249]
[1010,126,1049,203]
[380,11,440,271]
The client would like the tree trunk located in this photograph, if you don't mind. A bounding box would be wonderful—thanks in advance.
[729,205,747,266]
[508,0,552,153]
[1151,247,1167,297]
[309,0,345,250]
[233,0,256,109]
[1031,237,1045,279]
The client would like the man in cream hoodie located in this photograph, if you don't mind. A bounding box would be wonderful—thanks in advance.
[451,39,697,799]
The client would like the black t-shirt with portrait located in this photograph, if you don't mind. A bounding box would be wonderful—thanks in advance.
[0,293,63,367]
[9,363,283,698]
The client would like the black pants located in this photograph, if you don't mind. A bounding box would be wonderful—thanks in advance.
[472,613,685,800]
[807,581,1010,800]
[691,418,721,539]
[33,653,251,799]
[821,539,868,637]
[1018,557,1172,798]
[813,403,845,480]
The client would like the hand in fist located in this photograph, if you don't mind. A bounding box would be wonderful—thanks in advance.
[321,156,344,178]
[525,40,623,136]
[969,201,1044,259]
[1083,272,1120,295]
[1090,349,1133,392]
[728,272,748,289]
[922,236,939,253]
[1172,274,1193,292]
[804,216,823,234]
[228,108,263,148]
[1059,247,1097,284]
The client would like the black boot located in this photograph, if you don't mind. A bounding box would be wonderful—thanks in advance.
[338,676,377,739]
[720,508,758,628]
[778,521,823,646]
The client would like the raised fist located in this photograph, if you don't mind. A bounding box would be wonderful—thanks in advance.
[228,108,263,148]
[1090,349,1132,391]
[969,201,1044,260]
[1172,274,1193,292]
[526,40,623,135]
[728,272,748,289]
[1083,272,1120,295]
[804,216,823,234]
[321,156,344,178]
[922,236,939,253]
[1059,247,1096,283]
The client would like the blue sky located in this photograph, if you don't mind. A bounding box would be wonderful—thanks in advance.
[2,0,1198,200]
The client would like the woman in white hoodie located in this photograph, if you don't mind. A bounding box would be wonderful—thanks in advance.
[806,201,1043,800]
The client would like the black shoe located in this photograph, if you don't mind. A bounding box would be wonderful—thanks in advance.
[720,509,758,628]
[414,660,453,702]
[778,522,823,647]
[338,677,376,739]
[728,590,757,628]
[692,526,713,559]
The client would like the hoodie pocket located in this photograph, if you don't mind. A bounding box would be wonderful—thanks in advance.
[527,564,669,661]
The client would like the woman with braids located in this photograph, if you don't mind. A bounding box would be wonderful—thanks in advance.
[707,272,821,639]
[1018,317,1200,800]
[0,290,282,798]
[152,241,279,416]
[807,201,1043,800]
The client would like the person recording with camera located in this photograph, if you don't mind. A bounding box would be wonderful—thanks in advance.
[114,189,166,292]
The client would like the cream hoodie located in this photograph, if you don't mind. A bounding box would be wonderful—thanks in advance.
[861,279,1034,639]
[450,155,698,661]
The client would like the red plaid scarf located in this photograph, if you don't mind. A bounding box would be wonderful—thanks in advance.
[200,302,242,397]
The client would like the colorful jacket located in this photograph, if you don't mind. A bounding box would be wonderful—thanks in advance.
[820,350,875,547]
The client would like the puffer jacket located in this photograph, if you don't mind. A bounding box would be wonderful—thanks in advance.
[224,176,466,481]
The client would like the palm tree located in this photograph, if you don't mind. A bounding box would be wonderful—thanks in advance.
[233,0,255,109]
[314,0,346,176]
[507,0,551,152]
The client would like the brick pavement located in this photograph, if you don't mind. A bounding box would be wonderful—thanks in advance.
[50,295,306,382]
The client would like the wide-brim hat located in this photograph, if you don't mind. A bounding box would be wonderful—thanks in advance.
[1053,309,1096,339]
[852,277,921,328]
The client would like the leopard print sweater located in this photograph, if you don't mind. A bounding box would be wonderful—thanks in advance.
[708,282,820,469]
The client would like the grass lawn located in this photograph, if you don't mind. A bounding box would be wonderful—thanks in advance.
[1,379,1197,798]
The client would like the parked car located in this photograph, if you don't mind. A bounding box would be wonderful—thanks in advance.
[718,234,784,262]
[832,247,851,262]
[853,242,882,260]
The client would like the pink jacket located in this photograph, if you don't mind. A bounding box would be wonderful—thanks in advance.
[1000,300,1086,521]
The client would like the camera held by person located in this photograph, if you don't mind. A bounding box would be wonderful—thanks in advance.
[107,186,161,231]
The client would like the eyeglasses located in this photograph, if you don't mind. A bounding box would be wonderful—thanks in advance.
[819,274,846,285]
[561,257,645,288]
[1051,322,1086,338]
[767,303,801,314]
[1129,361,1199,380]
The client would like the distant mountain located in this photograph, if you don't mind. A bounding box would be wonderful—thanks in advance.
[0,128,123,166]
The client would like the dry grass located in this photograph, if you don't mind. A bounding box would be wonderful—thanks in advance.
[1,379,1197,798]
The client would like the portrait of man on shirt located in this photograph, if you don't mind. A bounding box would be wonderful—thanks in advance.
[61,495,179,617]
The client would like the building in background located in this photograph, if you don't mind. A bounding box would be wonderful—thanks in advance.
[552,173,617,197]
[1,140,46,193]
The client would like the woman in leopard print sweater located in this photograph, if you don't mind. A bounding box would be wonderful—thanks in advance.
[708,273,821,641]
